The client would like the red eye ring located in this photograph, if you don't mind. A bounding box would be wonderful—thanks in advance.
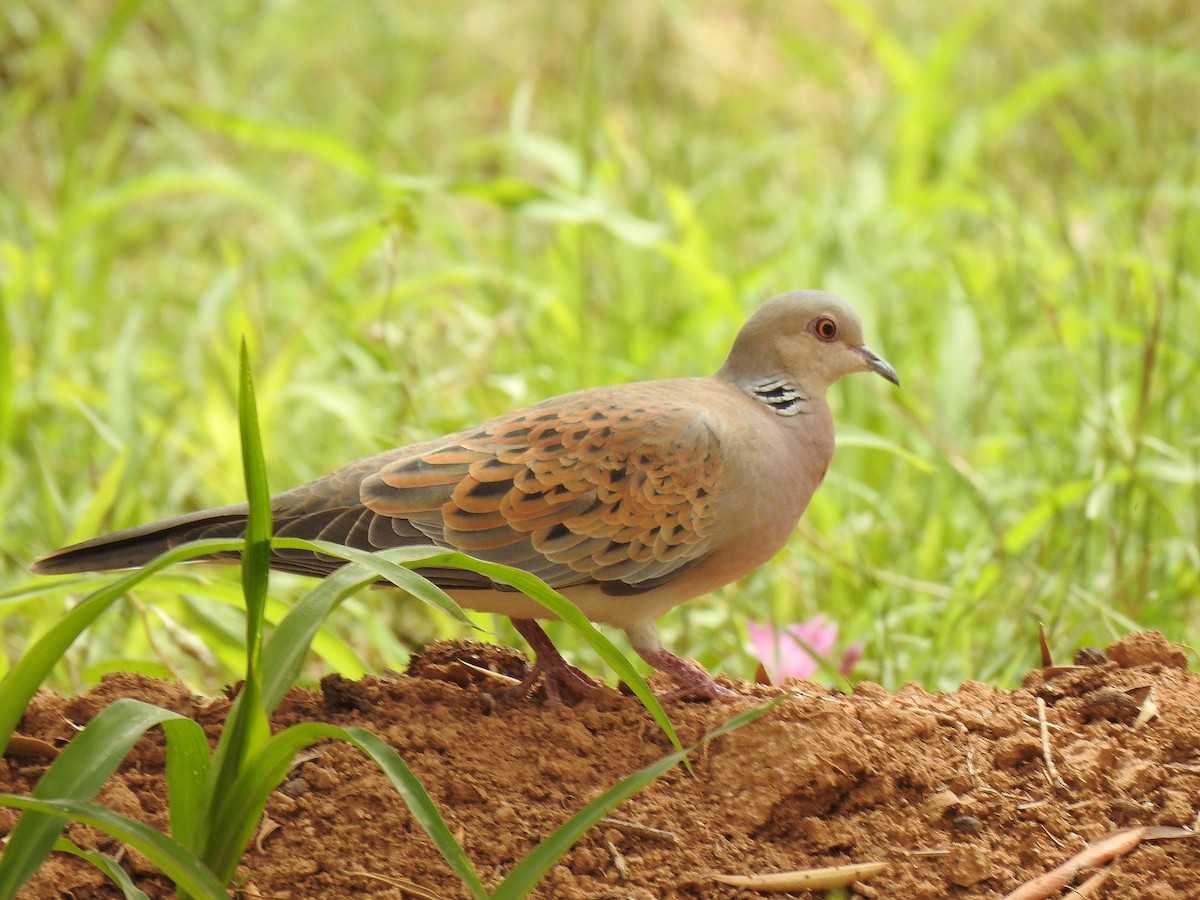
[811,315,838,342]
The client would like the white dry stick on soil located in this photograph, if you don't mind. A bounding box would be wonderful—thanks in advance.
[1036,697,1066,790]
[599,816,678,843]
[706,861,887,891]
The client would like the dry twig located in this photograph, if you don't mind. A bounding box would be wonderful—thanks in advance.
[706,861,886,891]
[1036,698,1066,790]
[1003,826,1200,900]
[606,840,629,879]
[599,816,677,843]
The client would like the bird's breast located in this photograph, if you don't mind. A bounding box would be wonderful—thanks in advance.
[713,400,835,575]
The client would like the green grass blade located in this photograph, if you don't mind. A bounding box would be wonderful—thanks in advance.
[259,563,386,713]
[199,344,274,865]
[173,104,377,181]
[837,427,936,474]
[237,339,272,649]
[0,578,97,605]
[341,726,492,900]
[52,838,151,900]
[272,538,474,625]
[57,0,144,200]
[493,697,786,900]
[0,538,245,758]
[404,550,681,754]
[60,448,128,546]
[200,721,490,898]
[261,548,489,706]
[271,539,682,752]
[0,797,227,900]
[276,547,681,758]
[198,723,326,883]
[0,699,206,897]
[94,573,365,678]
[257,543,488,714]
[163,715,214,854]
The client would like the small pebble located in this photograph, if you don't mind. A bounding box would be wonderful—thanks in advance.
[1080,687,1141,724]
[280,777,310,798]
[1074,647,1107,666]
[952,815,984,834]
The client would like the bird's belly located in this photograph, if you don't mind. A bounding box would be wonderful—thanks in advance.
[446,581,690,630]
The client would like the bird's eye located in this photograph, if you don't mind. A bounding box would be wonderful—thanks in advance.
[811,315,838,342]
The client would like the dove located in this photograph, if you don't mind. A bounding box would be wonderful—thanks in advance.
[32,290,898,701]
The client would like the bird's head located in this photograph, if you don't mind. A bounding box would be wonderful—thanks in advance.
[719,290,899,393]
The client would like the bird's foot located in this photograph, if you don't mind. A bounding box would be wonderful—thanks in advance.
[635,646,744,703]
[512,657,607,703]
[510,618,609,703]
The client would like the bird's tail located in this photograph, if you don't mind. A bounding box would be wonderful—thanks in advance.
[29,505,252,576]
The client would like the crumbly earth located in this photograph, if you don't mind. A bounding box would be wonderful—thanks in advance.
[3,632,1199,899]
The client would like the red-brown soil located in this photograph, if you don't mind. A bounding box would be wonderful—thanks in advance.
[3,631,1199,899]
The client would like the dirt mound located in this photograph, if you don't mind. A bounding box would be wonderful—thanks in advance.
[3,632,1198,898]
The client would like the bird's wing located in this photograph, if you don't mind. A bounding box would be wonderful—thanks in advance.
[70,390,729,592]
[357,390,726,594]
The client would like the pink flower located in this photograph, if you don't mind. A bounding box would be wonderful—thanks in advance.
[747,615,862,684]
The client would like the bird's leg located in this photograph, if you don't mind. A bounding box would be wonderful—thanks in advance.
[510,618,607,702]
[627,623,743,702]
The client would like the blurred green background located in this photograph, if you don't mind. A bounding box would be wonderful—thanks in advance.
[2,0,1197,694]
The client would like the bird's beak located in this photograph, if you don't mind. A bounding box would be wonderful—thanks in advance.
[853,344,900,386]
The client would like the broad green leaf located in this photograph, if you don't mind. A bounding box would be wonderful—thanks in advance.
[53,838,151,900]
[0,699,206,898]
[0,796,227,900]
[1,538,245,758]
[163,714,213,854]
[198,723,314,884]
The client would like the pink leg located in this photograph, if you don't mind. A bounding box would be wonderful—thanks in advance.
[510,618,608,702]
[627,623,743,702]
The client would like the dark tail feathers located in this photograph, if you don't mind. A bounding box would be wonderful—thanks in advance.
[30,505,251,576]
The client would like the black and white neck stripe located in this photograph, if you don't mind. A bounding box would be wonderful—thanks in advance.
[750,378,808,416]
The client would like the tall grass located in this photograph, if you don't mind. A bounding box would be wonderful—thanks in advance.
[2,1,1197,693]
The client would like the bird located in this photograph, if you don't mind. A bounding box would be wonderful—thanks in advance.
[32,290,898,701]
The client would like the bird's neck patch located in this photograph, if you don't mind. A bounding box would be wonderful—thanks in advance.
[749,378,808,416]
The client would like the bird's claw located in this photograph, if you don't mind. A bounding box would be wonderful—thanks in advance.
[510,658,608,703]
[633,645,745,703]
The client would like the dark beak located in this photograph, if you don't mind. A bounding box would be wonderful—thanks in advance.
[853,344,900,386]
